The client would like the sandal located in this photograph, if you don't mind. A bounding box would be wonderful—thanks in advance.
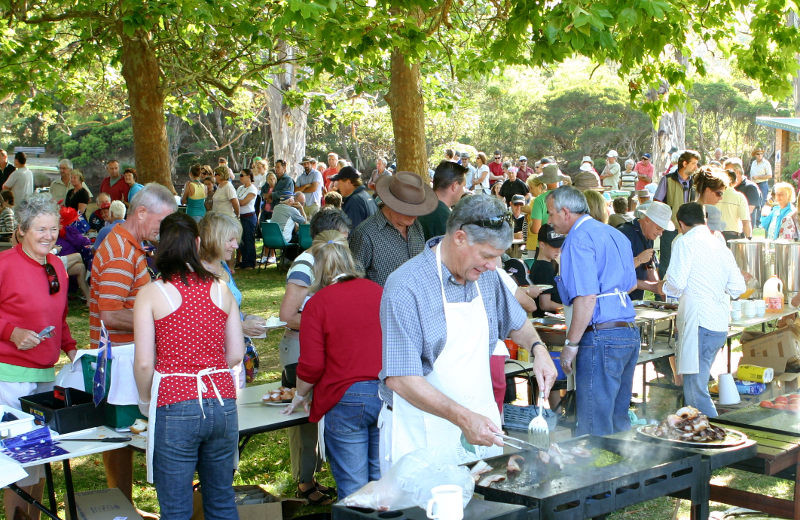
[296,486,333,506]
[314,481,336,496]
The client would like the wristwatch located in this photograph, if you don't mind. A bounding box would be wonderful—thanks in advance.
[531,340,545,351]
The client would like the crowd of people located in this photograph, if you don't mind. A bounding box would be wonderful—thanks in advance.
[0,142,786,519]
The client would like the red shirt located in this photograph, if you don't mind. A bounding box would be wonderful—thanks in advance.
[153,275,236,406]
[99,176,130,202]
[0,245,76,369]
[634,161,654,190]
[297,278,383,422]
[488,161,503,185]
[322,167,339,190]
[516,165,534,182]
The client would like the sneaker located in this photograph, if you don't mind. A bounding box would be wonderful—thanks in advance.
[258,257,268,264]
[267,256,277,264]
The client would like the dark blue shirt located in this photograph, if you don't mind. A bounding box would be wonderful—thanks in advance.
[617,219,653,301]
[342,185,378,230]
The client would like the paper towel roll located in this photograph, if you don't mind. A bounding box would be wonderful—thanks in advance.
[718,373,741,405]
[737,364,774,383]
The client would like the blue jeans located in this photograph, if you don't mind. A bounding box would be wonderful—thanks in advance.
[239,213,257,268]
[756,181,770,228]
[576,326,640,436]
[323,380,382,498]
[153,398,239,520]
[682,326,728,418]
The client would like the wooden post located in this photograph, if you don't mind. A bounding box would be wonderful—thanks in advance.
[775,128,791,179]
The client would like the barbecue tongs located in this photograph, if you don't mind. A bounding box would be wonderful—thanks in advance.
[494,433,542,451]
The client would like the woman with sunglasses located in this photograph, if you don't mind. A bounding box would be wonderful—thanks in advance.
[0,194,77,520]
[237,169,259,269]
[694,167,728,207]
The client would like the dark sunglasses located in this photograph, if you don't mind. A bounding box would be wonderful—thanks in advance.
[461,213,513,230]
[44,262,60,295]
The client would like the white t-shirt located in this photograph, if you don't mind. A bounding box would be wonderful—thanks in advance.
[236,184,258,214]
[474,165,490,192]
[602,162,621,188]
[212,182,237,216]
[4,167,33,204]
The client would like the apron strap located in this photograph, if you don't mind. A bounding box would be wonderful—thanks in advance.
[160,368,230,418]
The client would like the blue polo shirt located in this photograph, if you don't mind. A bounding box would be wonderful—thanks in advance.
[557,215,637,325]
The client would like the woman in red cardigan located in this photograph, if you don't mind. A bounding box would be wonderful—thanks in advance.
[0,193,77,520]
[283,230,383,499]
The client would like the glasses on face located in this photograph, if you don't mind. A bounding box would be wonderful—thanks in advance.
[494,156,501,160]
[461,213,513,230]
[44,262,60,295]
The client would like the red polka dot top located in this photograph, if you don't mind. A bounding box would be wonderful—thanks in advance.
[153,274,236,406]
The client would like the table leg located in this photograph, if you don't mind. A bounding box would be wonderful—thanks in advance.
[641,361,648,417]
[63,459,78,520]
[726,337,732,374]
[238,434,253,456]
[45,463,56,514]
[6,483,61,520]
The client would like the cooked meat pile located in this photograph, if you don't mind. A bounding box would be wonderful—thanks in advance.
[653,406,726,442]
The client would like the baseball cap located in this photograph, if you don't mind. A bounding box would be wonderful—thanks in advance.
[511,194,525,205]
[460,151,470,158]
[300,156,314,164]
[642,153,651,159]
[279,191,294,201]
[330,166,360,182]
[538,223,565,247]
[518,156,528,162]
[606,150,618,158]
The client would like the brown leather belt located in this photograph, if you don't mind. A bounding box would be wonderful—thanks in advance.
[585,321,636,334]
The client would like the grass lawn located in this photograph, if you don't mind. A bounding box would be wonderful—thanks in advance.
[1,250,794,519]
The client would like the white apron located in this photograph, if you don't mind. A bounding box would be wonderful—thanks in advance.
[389,244,502,466]
[675,292,701,375]
[144,280,235,483]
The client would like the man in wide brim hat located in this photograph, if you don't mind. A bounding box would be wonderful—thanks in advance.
[350,171,437,287]
[375,171,439,216]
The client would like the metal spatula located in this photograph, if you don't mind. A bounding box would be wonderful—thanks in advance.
[527,392,550,450]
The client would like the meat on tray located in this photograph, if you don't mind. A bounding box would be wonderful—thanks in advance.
[653,406,726,442]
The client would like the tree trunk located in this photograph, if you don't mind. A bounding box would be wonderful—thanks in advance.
[651,108,686,178]
[119,31,173,192]
[267,43,309,180]
[385,49,428,182]
[791,12,800,116]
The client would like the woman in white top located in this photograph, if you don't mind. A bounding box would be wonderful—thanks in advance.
[472,152,490,194]
[212,166,239,218]
[236,169,259,269]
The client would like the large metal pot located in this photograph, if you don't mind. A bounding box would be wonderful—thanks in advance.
[774,240,800,302]
[729,239,770,298]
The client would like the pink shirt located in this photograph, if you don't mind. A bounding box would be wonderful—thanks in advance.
[634,161,654,190]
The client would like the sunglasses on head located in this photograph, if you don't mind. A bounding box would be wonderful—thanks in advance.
[44,262,60,295]
[461,213,513,230]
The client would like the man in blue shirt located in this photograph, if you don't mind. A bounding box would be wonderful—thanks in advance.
[547,186,639,436]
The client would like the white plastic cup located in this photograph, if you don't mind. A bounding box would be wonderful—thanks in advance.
[718,373,741,405]
[426,484,464,520]
[730,300,742,312]
[742,300,756,318]
[755,299,766,317]
[731,309,742,322]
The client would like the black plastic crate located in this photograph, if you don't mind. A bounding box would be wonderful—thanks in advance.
[332,499,530,520]
[472,436,702,520]
[19,387,105,434]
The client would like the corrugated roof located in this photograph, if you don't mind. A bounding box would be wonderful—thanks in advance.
[755,117,800,133]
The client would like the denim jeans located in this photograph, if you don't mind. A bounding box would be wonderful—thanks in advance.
[323,380,382,498]
[239,213,258,268]
[756,181,770,227]
[682,326,728,418]
[153,398,238,520]
[575,326,640,436]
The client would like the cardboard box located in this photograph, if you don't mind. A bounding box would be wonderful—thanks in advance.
[191,484,303,520]
[68,487,142,520]
[739,327,800,391]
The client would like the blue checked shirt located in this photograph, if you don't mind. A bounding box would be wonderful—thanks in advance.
[379,237,527,405]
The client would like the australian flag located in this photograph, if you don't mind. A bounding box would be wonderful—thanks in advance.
[93,320,113,406]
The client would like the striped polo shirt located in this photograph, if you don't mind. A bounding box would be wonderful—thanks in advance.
[89,224,151,346]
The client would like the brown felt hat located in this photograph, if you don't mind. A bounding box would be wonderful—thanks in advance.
[375,171,439,216]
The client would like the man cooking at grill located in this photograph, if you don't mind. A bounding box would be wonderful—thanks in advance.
[378,194,557,472]
[547,186,639,436]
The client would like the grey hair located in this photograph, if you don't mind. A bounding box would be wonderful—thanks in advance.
[129,183,177,214]
[546,185,589,215]
[58,158,73,170]
[109,200,126,220]
[16,193,59,232]
[446,194,512,250]
[625,158,635,168]
[723,157,743,173]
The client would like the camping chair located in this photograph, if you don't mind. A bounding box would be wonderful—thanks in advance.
[298,224,312,251]
[260,222,296,270]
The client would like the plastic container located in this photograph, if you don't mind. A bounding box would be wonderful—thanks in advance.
[763,275,784,311]
[0,405,36,438]
[19,388,105,434]
[503,339,519,360]
[80,354,144,428]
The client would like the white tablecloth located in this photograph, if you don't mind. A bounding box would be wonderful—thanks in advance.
[56,344,139,406]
